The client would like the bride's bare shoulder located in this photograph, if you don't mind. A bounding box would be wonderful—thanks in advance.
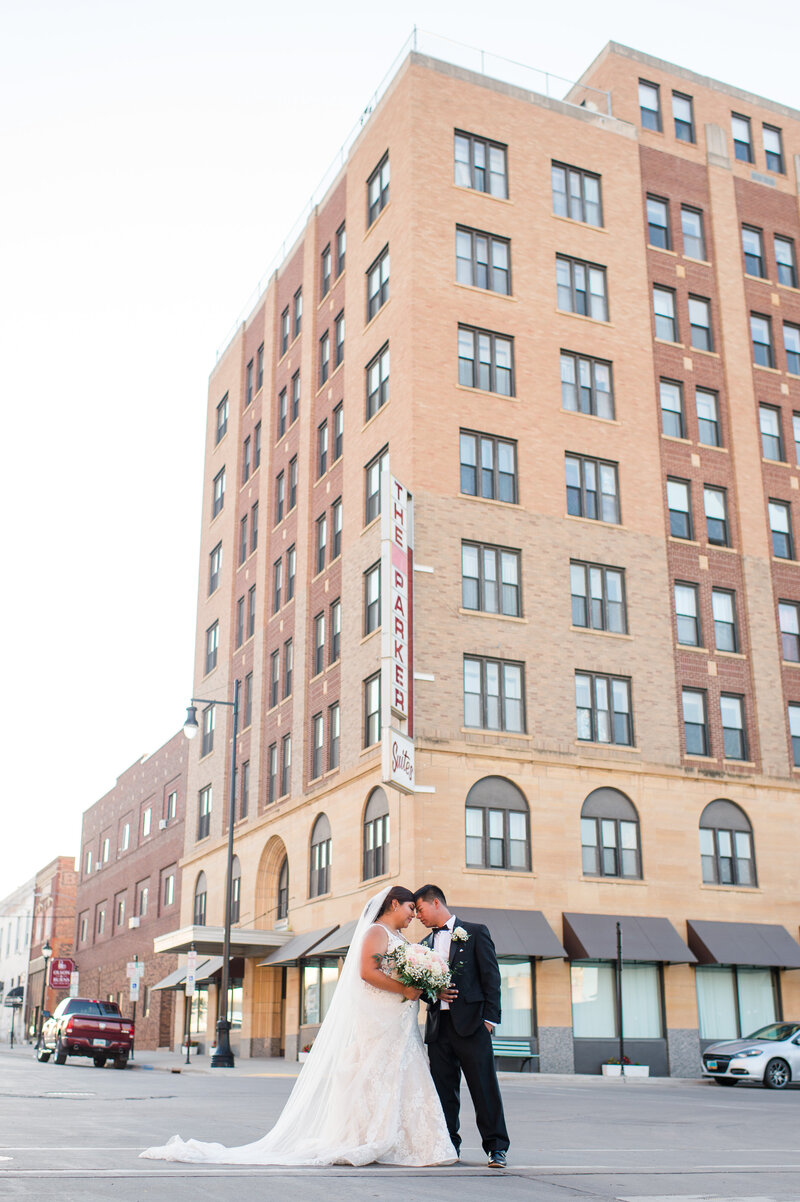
[362,923,389,950]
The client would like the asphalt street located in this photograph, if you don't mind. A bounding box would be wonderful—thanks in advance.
[0,1045,798,1202]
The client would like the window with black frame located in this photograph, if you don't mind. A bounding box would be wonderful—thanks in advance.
[465,777,530,871]
[309,814,332,897]
[277,856,289,920]
[363,788,390,880]
[193,872,207,925]
[580,788,641,879]
[699,800,756,886]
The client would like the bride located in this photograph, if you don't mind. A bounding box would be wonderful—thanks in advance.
[141,885,457,1166]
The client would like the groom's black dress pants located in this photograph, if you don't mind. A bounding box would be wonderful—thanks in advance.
[428,1012,510,1154]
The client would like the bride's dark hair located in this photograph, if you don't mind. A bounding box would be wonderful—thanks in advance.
[376,886,415,916]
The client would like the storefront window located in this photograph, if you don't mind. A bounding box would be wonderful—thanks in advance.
[571,961,663,1038]
[228,982,243,1030]
[190,988,208,1036]
[494,959,533,1037]
[302,958,339,1026]
[696,966,777,1040]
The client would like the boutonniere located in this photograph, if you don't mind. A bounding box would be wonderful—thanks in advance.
[451,927,469,943]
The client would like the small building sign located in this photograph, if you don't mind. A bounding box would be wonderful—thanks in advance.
[49,958,75,990]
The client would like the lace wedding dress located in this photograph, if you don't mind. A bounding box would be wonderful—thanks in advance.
[140,888,456,1167]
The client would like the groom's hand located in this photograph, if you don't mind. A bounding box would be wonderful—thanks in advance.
[438,987,458,1003]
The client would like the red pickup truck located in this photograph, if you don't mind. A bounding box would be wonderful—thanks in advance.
[38,998,134,1069]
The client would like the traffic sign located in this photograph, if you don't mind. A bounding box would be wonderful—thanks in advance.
[69,972,79,998]
[129,978,140,1001]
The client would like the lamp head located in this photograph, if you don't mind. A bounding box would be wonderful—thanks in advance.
[42,939,52,962]
[183,705,199,740]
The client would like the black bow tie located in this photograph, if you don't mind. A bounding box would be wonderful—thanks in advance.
[431,926,447,934]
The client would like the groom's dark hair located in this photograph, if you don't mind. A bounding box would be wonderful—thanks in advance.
[413,884,447,905]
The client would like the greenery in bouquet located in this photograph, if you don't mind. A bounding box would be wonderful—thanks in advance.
[389,941,452,1002]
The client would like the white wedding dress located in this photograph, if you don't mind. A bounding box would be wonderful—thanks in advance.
[140,888,456,1167]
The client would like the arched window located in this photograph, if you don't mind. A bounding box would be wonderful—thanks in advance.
[363,788,390,879]
[193,872,207,926]
[465,777,530,871]
[581,788,641,878]
[230,857,241,924]
[699,800,755,886]
[277,856,289,920]
[309,815,332,897]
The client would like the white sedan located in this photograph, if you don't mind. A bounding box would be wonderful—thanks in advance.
[702,1021,800,1089]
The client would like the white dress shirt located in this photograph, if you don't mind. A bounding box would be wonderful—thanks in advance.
[432,915,456,1009]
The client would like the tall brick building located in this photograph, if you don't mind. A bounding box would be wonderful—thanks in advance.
[161,39,800,1074]
[25,857,76,1040]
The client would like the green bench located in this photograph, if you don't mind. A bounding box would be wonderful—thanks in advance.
[491,1038,537,1070]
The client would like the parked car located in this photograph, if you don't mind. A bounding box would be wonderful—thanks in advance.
[37,998,134,1069]
[701,1021,800,1089]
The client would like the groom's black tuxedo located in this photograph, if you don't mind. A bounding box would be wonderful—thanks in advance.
[422,916,509,1157]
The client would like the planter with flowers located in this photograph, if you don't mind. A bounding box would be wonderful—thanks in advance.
[298,1043,313,1063]
[602,1056,649,1078]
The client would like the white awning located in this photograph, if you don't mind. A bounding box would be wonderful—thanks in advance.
[152,925,291,957]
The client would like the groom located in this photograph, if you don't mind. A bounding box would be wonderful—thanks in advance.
[413,884,510,1168]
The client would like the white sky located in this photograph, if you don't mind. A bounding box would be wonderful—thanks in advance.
[3,0,799,897]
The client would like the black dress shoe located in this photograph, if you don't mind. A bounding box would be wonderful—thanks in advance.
[487,1150,507,1168]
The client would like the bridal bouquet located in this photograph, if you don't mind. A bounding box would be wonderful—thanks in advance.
[389,942,452,1002]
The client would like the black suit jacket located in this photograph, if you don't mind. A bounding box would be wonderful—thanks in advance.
[422,918,502,1042]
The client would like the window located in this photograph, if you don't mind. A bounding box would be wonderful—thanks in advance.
[331,498,342,559]
[462,542,521,616]
[681,206,706,259]
[289,457,297,510]
[571,561,626,633]
[267,744,277,804]
[277,388,287,438]
[780,600,800,661]
[256,343,263,391]
[683,689,709,755]
[581,788,641,878]
[321,244,331,297]
[464,656,525,732]
[309,814,331,896]
[201,706,215,757]
[732,113,753,162]
[286,544,296,601]
[246,359,253,407]
[720,694,746,760]
[280,307,289,355]
[276,855,289,919]
[713,589,738,652]
[273,558,283,612]
[247,586,256,639]
[572,961,663,1039]
[551,162,602,226]
[653,286,677,341]
[212,468,225,517]
[79,913,88,943]
[465,777,529,871]
[319,331,330,385]
[454,130,507,197]
[784,323,800,375]
[456,226,511,294]
[193,873,207,925]
[330,599,341,663]
[556,256,608,321]
[565,454,620,524]
[243,672,253,727]
[760,405,784,460]
[367,153,390,224]
[460,430,517,502]
[235,597,244,648]
[85,848,92,875]
[672,91,694,141]
[365,446,388,524]
[209,543,222,595]
[291,371,300,421]
[704,486,729,546]
[363,563,381,634]
[364,672,381,747]
[167,790,177,820]
[250,501,258,552]
[660,379,684,437]
[334,311,344,367]
[313,613,325,676]
[336,223,346,276]
[769,500,793,558]
[239,515,248,565]
[674,582,701,646]
[216,395,228,443]
[97,906,106,936]
[742,226,765,277]
[561,351,613,419]
[293,288,302,337]
[103,834,111,860]
[137,884,149,918]
[638,79,661,130]
[696,966,778,1041]
[366,343,390,418]
[121,821,130,851]
[689,296,713,351]
[315,513,327,574]
[311,714,324,779]
[163,872,174,906]
[333,403,343,460]
[205,622,219,674]
[231,858,241,922]
[367,246,389,319]
[763,124,784,173]
[317,421,328,478]
[794,414,800,464]
[775,236,797,288]
[696,388,721,446]
[790,703,800,765]
[197,787,212,840]
[275,472,285,523]
[270,649,279,708]
[328,702,340,769]
[646,196,670,248]
[283,639,293,698]
[363,788,390,879]
[281,733,292,797]
[575,673,632,745]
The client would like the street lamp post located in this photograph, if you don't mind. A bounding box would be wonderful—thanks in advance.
[35,939,52,1050]
[184,681,239,1069]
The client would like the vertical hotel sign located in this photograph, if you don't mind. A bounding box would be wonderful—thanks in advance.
[381,469,414,793]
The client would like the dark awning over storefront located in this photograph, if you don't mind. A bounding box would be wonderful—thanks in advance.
[687,920,800,968]
[259,926,339,967]
[563,913,696,964]
[308,921,359,957]
[456,908,565,959]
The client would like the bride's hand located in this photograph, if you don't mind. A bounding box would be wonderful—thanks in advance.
[402,985,422,1001]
